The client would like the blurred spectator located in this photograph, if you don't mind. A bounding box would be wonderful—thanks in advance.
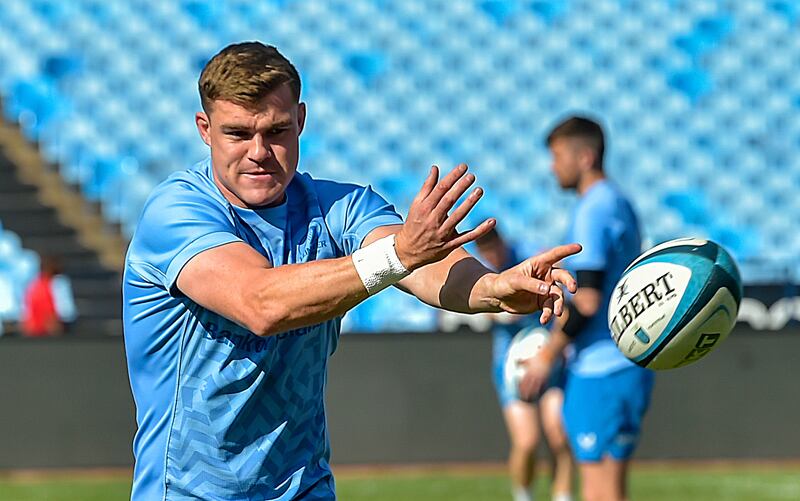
[21,255,77,337]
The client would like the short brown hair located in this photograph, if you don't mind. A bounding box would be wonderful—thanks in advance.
[546,116,605,170]
[198,41,301,113]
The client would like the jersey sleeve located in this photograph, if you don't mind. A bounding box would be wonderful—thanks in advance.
[315,179,403,255]
[127,184,242,294]
[565,200,610,272]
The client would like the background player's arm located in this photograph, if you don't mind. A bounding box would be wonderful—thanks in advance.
[539,284,602,361]
[570,283,602,316]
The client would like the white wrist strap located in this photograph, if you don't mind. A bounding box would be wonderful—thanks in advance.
[352,234,410,295]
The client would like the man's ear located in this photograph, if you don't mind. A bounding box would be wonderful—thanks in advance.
[196,111,211,146]
[297,102,306,135]
[578,146,596,172]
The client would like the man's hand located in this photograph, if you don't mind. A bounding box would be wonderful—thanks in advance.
[395,164,495,271]
[519,328,571,400]
[476,244,582,323]
[518,352,555,401]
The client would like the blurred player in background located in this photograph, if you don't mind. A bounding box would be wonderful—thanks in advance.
[520,116,655,501]
[476,229,573,501]
[122,41,581,500]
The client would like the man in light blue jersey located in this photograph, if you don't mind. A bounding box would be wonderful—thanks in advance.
[520,116,655,501]
[476,228,573,501]
[123,41,581,500]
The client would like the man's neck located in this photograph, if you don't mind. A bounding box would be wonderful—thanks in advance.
[577,170,605,195]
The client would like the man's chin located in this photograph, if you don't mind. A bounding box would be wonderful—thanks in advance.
[243,189,287,209]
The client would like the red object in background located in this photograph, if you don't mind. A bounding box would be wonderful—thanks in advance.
[22,274,59,337]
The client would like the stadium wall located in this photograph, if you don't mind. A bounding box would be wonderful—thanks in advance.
[0,326,797,469]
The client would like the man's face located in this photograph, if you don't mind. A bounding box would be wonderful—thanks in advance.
[196,83,306,208]
[549,137,583,190]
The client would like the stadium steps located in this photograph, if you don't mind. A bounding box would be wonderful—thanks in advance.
[0,121,125,336]
[0,118,128,270]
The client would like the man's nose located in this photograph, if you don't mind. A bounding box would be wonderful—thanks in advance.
[249,134,272,163]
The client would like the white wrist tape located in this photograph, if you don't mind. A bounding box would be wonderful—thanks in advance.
[352,234,410,295]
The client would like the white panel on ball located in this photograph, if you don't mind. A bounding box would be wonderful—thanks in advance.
[609,262,690,361]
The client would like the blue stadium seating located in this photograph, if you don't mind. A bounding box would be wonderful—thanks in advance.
[0,0,797,331]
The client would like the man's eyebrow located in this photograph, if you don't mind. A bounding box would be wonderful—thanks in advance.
[220,121,293,133]
[265,120,293,129]
[220,124,253,133]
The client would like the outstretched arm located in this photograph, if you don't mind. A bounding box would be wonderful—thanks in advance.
[366,222,580,324]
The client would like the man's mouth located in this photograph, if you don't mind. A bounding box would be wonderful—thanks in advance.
[243,171,276,177]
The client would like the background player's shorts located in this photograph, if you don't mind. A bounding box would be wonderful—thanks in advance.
[492,326,565,408]
[563,365,655,462]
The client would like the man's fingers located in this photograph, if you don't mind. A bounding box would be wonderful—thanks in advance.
[427,163,469,206]
[540,298,554,324]
[434,171,476,218]
[550,285,564,316]
[508,274,551,296]
[441,187,483,234]
[535,243,583,268]
[538,285,561,324]
[551,268,578,294]
[414,165,439,203]
[448,218,496,249]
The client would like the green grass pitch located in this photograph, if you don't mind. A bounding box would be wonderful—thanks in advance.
[0,465,798,500]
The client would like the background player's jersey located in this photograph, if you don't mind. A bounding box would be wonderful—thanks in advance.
[562,180,642,377]
[123,159,402,500]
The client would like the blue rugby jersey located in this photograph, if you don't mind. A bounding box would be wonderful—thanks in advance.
[123,159,402,500]
[562,180,642,377]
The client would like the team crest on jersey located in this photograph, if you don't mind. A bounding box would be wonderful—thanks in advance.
[295,221,335,262]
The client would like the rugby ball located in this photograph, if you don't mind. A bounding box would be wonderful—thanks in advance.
[608,238,743,370]
[504,326,550,401]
